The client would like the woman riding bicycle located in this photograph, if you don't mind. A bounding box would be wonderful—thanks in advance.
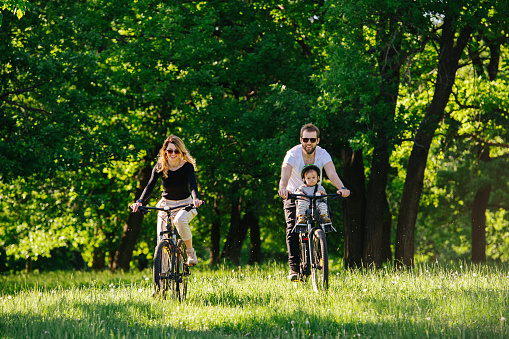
[130,135,203,266]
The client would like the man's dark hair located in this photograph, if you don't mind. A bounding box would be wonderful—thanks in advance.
[300,123,320,138]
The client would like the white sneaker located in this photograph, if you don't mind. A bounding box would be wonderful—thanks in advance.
[186,248,198,266]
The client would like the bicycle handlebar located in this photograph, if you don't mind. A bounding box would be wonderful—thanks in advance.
[287,193,344,200]
[134,203,198,214]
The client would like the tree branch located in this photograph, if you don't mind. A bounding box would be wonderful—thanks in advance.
[0,81,45,100]
[1,98,53,116]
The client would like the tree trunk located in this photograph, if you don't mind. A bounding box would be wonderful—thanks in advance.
[91,246,106,270]
[221,195,256,265]
[110,165,152,272]
[470,41,499,263]
[341,147,366,269]
[471,186,490,262]
[92,228,111,270]
[220,192,243,265]
[363,15,401,267]
[487,42,500,82]
[364,144,392,267]
[470,39,500,263]
[471,145,491,263]
[381,198,393,262]
[209,198,222,266]
[395,18,475,267]
[249,214,261,265]
[26,256,32,273]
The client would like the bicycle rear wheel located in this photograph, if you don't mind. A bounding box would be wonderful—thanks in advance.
[311,229,329,292]
[153,239,173,299]
[171,239,189,301]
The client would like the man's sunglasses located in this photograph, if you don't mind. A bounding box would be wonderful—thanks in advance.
[166,149,180,154]
[301,138,317,143]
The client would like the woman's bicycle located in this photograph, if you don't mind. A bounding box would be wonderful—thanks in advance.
[288,192,343,292]
[137,203,197,301]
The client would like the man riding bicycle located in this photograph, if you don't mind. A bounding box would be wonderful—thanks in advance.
[278,123,350,281]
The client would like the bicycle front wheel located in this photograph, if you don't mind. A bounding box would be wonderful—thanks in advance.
[171,239,188,301]
[153,239,173,299]
[311,228,329,292]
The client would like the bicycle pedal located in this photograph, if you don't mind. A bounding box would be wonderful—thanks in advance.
[292,225,307,233]
[299,275,308,283]
[323,224,336,232]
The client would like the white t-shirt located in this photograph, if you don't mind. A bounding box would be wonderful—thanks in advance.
[282,145,333,193]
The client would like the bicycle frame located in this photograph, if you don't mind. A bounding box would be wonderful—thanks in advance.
[138,203,195,300]
[139,203,193,239]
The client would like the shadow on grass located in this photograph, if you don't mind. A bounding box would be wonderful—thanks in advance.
[2,264,509,338]
[0,270,151,295]
[2,287,507,338]
[1,311,228,338]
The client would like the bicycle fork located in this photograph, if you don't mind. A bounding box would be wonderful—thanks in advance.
[306,222,317,271]
[300,233,309,276]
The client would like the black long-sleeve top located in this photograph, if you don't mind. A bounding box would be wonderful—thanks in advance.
[138,162,199,203]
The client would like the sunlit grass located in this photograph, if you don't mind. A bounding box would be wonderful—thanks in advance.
[1,262,509,338]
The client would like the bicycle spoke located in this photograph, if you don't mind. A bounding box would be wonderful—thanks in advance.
[311,229,329,292]
[153,240,173,299]
[170,240,188,301]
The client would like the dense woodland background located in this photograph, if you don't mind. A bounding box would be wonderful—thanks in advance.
[1,0,508,273]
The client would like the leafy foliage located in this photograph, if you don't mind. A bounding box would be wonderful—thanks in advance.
[1,0,509,271]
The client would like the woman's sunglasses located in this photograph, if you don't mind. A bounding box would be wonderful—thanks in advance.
[166,149,180,154]
[301,138,317,143]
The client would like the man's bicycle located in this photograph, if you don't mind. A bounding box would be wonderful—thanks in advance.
[288,192,343,292]
[137,203,197,301]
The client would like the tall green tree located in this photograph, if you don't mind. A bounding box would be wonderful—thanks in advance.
[0,1,132,180]
[105,0,329,269]
[322,0,428,267]
[0,0,137,270]
[323,0,509,268]
[395,0,508,267]
[413,42,509,263]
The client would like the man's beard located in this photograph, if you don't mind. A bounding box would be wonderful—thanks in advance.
[303,145,316,155]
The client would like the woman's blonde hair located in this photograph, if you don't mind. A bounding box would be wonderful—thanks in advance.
[156,135,196,177]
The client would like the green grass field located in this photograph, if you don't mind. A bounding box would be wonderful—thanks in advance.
[1,261,508,338]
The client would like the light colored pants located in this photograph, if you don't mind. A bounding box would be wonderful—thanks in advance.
[297,199,328,217]
[156,196,197,242]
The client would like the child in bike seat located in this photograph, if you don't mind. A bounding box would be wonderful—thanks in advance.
[295,164,331,226]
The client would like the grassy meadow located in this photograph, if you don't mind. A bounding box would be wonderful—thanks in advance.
[1,261,509,338]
